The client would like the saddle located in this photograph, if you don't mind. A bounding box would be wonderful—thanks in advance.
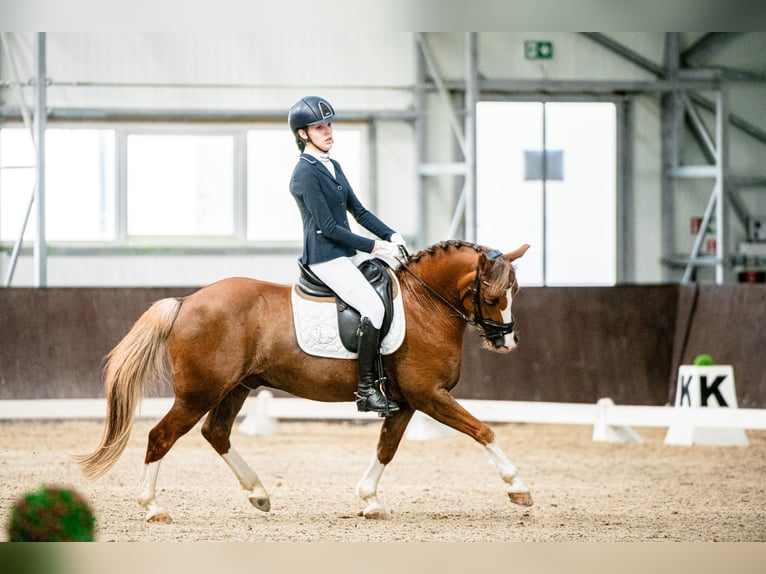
[296,258,395,353]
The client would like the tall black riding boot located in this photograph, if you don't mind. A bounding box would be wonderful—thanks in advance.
[356,317,400,416]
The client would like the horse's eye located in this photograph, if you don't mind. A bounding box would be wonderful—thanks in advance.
[484,298,499,306]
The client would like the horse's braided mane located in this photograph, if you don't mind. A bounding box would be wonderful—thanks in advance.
[398,240,512,301]
[395,240,489,317]
[405,239,484,264]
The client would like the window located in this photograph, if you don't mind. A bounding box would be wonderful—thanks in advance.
[126,133,234,237]
[1,128,116,241]
[1,123,368,245]
[477,101,617,286]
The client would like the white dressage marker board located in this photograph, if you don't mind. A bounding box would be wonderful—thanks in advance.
[664,365,749,446]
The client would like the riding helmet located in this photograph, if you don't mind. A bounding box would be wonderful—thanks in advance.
[288,96,336,135]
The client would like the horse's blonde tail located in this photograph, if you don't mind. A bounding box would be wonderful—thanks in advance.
[75,297,182,480]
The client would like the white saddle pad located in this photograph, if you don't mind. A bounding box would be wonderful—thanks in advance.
[290,278,406,360]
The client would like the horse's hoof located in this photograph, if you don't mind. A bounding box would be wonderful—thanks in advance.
[249,496,271,513]
[508,491,533,507]
[146,511,172,523]
[362,506,388,520]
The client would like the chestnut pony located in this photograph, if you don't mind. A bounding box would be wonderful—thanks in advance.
[77,240,531,522]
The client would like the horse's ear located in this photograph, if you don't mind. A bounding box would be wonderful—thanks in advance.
[460,252,491,296]
[477,252,492,273]
[504,244,530,262]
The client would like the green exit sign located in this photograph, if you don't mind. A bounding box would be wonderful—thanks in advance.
[524,40,553,60]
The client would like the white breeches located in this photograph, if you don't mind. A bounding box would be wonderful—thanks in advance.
[309,253,385,329]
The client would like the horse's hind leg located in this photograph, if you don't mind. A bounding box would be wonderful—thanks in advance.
[419,389,532,507]
[138,400,209,523]
[201,384,270,513]
[356,407,414,519]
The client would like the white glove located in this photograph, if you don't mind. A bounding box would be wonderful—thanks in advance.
[390,232,407,248]
[374,240,403,267]
[375,240,400,258]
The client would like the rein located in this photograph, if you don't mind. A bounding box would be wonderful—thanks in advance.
[396,246,515,341]
[397,256,475,326]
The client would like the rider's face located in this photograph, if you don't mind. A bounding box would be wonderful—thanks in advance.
[304,122,334,152]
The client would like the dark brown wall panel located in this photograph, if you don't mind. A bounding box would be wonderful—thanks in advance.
[454,286,679,406]
[0,288,194,399]
[1,285,764,407]
[669,285,766,408]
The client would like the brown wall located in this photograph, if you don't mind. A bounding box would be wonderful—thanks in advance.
[0,288,195,400]
[455,286,679,405]
[1,285,764,407]
[668,285,766,408]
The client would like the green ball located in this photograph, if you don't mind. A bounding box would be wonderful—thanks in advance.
[7,485,96,542]
[693,353,714,366]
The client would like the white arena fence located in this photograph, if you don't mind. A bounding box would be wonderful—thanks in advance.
[1,392,765,444]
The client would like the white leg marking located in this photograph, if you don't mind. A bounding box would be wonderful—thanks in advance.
[356,458,388,518]
[137,461,170,522]
[222,447,270,512]
[485,441,528,494]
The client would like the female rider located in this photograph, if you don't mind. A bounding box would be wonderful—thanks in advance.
[287,96,406,416]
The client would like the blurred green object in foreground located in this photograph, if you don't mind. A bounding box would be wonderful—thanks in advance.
[693,353,714,366]
[7,484,95,542]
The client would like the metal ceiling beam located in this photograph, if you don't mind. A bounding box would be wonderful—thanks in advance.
[582,31,763,283]
[681,33,741,65]
[415,33,480,244]
[689,94,766,146]
[474,77,720,94]
[719,67,766,82]
[579,33,665,76]
[681,93,716,162]
[415,33,466,155]
[580,32,766,147]
[0,106,417,123]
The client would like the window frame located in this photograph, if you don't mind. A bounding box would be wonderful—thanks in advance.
[118,124,245,244]
[0,120,371,251]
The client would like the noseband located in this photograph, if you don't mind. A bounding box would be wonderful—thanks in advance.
[398,247,516,345]
[469,249,516,345]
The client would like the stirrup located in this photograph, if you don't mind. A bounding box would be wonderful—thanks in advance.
[355,394,400,417]
[355,382,400,417]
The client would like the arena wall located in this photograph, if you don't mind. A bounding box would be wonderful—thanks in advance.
[1,285,764,407]
[457,284,766,408]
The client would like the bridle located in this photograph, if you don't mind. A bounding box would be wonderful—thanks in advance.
[396,247,516,346]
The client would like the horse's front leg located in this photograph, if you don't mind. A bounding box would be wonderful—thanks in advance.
[484,441,533,506]
[356,407,414,519]
[420,390,533,507]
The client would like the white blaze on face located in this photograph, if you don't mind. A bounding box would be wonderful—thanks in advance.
[500,287,517,351]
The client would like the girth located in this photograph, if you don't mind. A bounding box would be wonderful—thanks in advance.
[296,258,396,353]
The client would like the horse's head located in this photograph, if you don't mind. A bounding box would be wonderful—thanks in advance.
[458,244,530,353]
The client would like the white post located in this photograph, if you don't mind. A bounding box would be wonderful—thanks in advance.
[592,398,642,443]
[33,32,47,287]
[239,390,278,436]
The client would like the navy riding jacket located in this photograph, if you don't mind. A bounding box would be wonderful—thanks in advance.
[289,153,394,265]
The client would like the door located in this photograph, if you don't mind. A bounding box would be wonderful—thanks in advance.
[477,101,616,286]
